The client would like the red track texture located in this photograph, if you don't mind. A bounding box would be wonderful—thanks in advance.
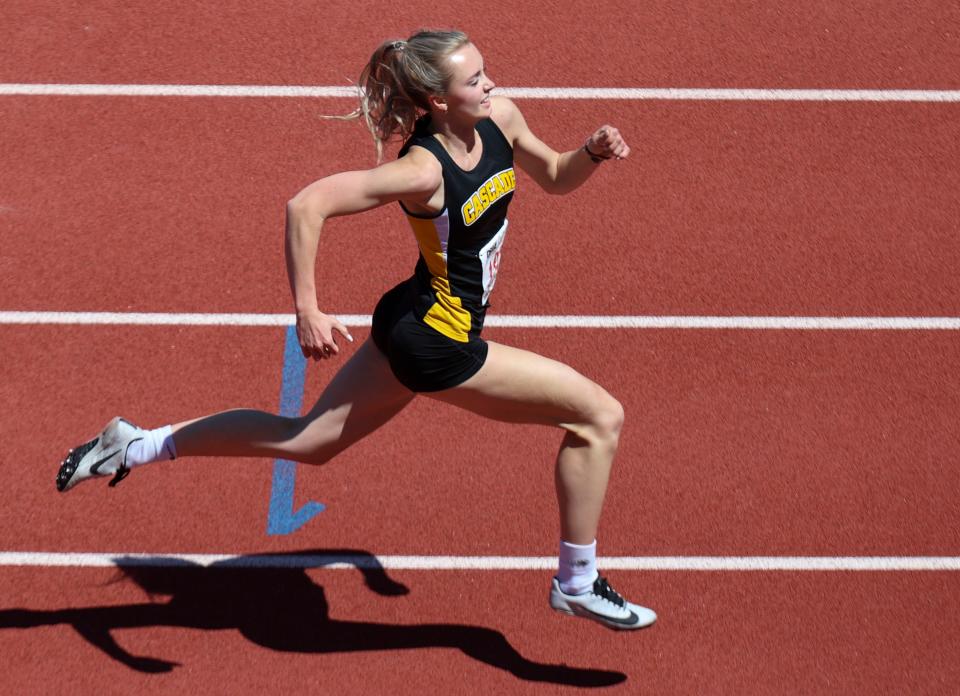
[4,325,960,556]
[2,3,959,694]
[2,567,958,694]
[3,1,960,88]
[3,98,959,315]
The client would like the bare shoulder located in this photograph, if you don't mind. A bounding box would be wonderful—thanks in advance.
[489,96,528,143]
[393,144,443,210]
[395,144,443,193]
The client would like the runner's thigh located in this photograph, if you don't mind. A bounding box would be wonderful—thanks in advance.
[427,341,616,427]
[299,338,415,452]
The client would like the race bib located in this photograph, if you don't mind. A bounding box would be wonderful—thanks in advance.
[478,220,508,305]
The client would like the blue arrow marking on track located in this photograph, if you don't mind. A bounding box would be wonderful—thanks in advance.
[266,326,325,535]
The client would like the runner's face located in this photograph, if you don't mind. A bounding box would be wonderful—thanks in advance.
[442,43,495,119]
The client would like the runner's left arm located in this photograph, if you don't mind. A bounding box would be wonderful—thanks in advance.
[491,96,630,195]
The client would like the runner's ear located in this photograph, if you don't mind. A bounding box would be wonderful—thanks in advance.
[428,94,448,112]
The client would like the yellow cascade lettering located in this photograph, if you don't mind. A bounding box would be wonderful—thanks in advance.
[461,168,515,226]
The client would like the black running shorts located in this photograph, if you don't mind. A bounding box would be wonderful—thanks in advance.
[371,280,488,393]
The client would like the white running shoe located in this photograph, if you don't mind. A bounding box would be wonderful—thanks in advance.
[56,417,144,492]
[550,575,657,630]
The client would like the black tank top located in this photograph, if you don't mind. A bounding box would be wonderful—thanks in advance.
[398,115,516,342]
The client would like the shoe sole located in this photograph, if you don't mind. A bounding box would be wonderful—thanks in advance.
[550,585,657,630]
[553,600,654,630]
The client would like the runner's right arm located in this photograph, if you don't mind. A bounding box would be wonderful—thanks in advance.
[285,151,441,360]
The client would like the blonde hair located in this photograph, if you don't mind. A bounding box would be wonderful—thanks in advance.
[342,29,471,161]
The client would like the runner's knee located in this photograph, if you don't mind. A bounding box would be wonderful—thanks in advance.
[286,416,339,466]
[592,392,624,445]
[569,388,624,451]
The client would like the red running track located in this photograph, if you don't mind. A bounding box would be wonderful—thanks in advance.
[3,325,959,556]
[1,566,958,694]
[2,1,960,88]
[1,98,958,315]
[2,2,960,694]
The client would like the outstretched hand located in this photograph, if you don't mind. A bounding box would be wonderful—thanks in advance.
[586,125,630,161]
[295,309,354,361]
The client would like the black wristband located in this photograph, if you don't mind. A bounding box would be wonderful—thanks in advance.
[583,143,610,163]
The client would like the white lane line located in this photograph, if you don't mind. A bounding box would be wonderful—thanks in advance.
[2,84,960,102]
[506,88,960,102]
[0,84,358,98]
[0,311,322,326]
[1,552,958,571]
[1,311,959,330]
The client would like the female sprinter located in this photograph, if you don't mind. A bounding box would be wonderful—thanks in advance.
[56,29,656,630]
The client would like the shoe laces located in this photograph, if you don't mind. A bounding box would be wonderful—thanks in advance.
[108,464,130,487]
[593,576,626,607]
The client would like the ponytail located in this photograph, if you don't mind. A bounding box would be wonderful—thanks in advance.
[338,29,470,161]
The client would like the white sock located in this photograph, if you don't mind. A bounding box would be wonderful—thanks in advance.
[557,539,599,595]
[126,425,177,468]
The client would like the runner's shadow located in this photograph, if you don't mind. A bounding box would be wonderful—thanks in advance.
[0,549,626,686]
